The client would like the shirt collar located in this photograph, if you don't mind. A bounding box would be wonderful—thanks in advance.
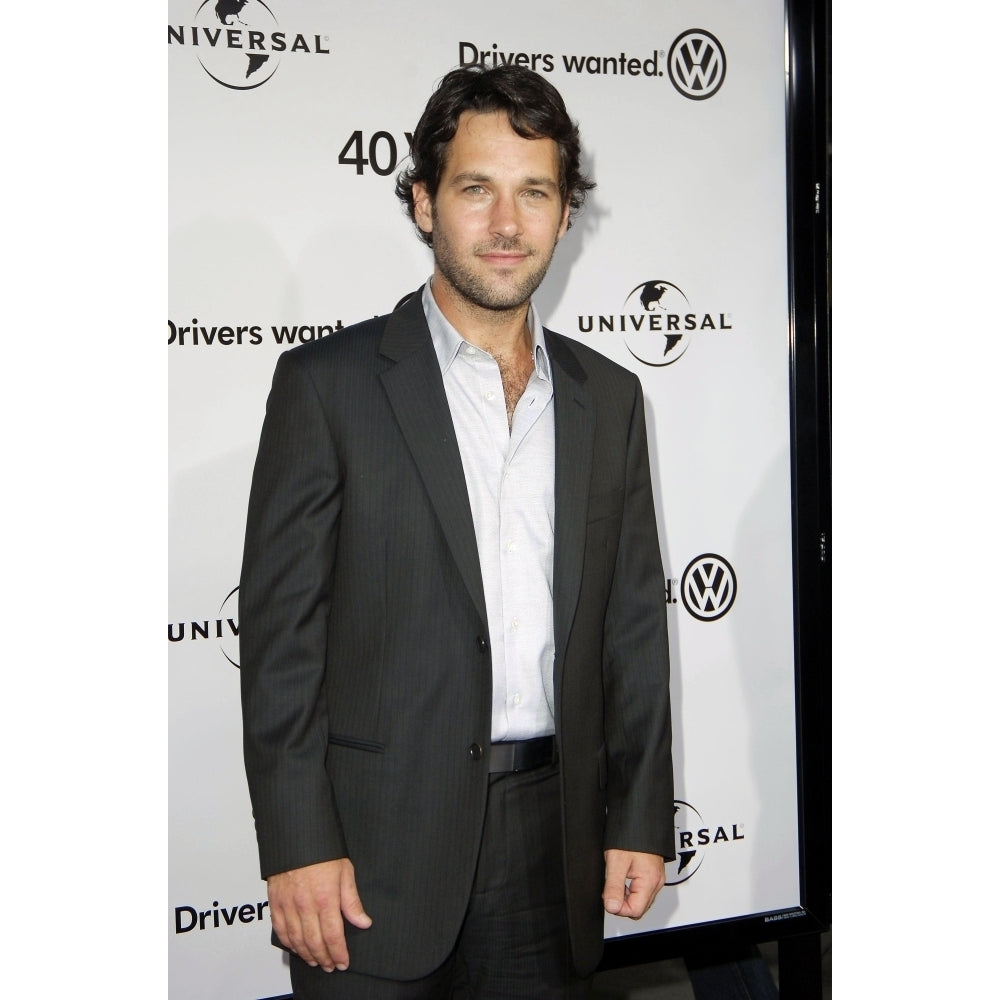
[422,280,551,382]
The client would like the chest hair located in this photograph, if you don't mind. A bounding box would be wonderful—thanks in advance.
[489,349,535,429]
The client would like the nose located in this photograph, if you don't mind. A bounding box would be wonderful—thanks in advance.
[490,193,521,239]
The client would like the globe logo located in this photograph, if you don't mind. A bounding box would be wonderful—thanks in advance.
[623,280,693,367]
[667,800,706,885]
[193,1,281,90]
[219,586,241,667]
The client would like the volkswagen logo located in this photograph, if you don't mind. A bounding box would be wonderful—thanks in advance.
[668,29,727,100]
[681,553,737,621]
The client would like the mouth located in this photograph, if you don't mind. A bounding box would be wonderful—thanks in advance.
[477,250,530,266]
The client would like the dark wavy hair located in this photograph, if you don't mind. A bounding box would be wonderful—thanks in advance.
[395,65,595,247]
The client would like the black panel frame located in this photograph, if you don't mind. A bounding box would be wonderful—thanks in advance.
[599,0,832,973]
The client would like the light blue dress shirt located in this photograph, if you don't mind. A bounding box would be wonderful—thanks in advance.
[422,282,556,742]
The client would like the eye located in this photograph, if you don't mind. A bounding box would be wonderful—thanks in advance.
[523,188,548,200]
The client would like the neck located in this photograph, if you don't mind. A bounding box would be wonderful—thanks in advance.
[429,275,533,357]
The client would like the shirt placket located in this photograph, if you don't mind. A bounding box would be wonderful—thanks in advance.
[499,374,551,733]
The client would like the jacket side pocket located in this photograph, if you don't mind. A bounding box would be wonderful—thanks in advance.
[327,734,386,754]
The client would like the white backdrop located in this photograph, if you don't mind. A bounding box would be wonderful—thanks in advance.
[168,1,797,995]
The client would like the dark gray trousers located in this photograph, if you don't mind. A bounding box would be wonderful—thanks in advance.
[290,762,591,999]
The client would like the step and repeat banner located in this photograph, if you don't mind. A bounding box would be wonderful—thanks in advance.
[168,1,796,996]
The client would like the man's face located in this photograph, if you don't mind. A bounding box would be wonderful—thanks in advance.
[412,111,571,314]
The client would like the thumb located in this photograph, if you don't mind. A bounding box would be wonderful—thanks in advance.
[602,851,630,915]
[338,866,373,929]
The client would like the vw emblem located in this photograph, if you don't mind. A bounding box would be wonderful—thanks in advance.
[681,553,737,621]
[668,29,727,100]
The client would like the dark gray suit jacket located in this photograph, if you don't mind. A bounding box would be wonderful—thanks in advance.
[240,289,673,979]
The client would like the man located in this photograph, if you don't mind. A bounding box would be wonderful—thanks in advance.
[240,65,674,998]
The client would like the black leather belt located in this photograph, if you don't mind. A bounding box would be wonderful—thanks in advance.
[489,736,557,774]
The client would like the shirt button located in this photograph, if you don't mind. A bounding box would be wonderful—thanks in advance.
[464,345,476,356]
[511,618,520,630]
[512,693,522,707]
[468,743,483,761]
[486,390,496,401]
[506,541,516,553]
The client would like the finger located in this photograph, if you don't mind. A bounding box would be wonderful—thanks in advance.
[621,860,665,919]
[279,883,340,971]
[280,901,329,970]
[618,877,656,919]
[307,902,346,972]
[269,899,296,955]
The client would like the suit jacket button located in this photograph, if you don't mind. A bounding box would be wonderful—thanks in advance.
[476,636,488,653]
[468,743,483,761]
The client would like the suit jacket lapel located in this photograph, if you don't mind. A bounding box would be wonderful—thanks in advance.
[378,303,594,662]
[547,331,595,676]
[379,292,488,626]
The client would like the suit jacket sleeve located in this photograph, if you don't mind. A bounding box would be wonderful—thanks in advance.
[239,349,348,879]
[601,379,675,860]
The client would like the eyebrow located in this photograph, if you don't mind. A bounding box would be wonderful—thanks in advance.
[449,171,560,192]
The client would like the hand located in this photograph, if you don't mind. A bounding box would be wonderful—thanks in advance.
[267,858,372,972]
[602,849,665,920]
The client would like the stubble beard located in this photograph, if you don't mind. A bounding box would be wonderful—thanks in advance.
[430,213,558,314]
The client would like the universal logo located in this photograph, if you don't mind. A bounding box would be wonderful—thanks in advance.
[167,586,240,667]
[680,553,737,622]
[578,280,732,367]
[667,799,745,886]
[667,29,726,100]
[168,2,331,91]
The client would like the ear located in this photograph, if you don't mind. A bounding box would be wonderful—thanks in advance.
[556,200,570,241]
[412,182,434,236]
